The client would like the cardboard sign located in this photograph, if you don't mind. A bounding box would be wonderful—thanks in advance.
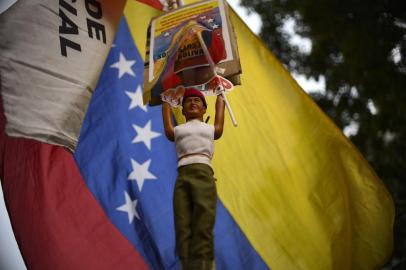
[143,0,241,105]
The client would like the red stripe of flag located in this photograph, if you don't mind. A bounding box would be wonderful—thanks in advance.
[0,104,149,270]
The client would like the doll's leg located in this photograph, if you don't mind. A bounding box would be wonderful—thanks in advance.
[173,172,193,269]
[188,164,217,270]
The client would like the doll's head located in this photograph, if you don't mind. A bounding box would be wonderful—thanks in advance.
[182,88,207,121]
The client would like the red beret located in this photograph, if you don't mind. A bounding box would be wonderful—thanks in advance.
[182,88,207,108]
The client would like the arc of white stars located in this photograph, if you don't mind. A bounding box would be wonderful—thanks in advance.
[128,159,157,191]
[125,85,148,112]
[132,121,161,150]
[110,52,136,79]
[116,191,140,224]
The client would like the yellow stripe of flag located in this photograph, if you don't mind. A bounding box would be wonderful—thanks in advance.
[125,1,394,269]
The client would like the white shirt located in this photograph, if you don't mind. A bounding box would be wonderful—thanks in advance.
[174,119,214,167]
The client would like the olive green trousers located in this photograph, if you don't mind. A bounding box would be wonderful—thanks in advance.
[173,163,217,270]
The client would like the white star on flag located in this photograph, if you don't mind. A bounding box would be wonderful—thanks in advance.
[207,18,214,23]
[132,121,161,150]
[128,159,157,191]
[200,16,206,19]
[116,191,140,223]
[212,24,219,29]
[164,31,170,37]
[125,85,148,112]
[110,52,136,78]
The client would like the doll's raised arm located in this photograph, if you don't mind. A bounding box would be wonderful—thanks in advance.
[162,102,175,141]
[214,94,225,140]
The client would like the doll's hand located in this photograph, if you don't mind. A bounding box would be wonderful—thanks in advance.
[206,75,234,95]
[161,86,185,107]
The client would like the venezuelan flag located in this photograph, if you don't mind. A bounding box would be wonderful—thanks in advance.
[0,0,394,269]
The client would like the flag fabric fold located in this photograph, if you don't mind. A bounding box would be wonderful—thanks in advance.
[0,0,394,269]
[0,0,125,150]
[0,100,149,270]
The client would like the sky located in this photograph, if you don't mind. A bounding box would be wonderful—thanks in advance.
[0,1,323,269]
[0,0,16,14]
[0,187,26,270]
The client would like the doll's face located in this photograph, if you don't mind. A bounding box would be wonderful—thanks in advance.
[182,96,206,121]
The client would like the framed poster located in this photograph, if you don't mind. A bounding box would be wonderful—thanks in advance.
[143,0,241,105]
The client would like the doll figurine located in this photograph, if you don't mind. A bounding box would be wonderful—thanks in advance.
[162,87,225,270]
